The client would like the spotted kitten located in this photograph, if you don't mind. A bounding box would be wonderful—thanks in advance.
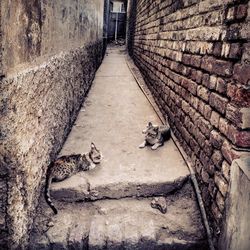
[45,142,102,214]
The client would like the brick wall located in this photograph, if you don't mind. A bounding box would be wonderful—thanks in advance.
[128,0,250,244]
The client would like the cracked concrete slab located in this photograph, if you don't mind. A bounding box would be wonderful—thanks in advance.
[30,182,208,249]
[50,46,189,202]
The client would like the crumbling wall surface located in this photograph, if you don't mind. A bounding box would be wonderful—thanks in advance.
[219,157,250,250]
[128,0,250,245]
[0,0,104,248]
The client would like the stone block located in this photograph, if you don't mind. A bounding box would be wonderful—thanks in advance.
[198,117,213,138]
[214,172,228,197]
[211,202,222,222]
[209,92,228,114]
[210,111,220,128]
[212,150,223,169]
[197,86,210,102]
[219,117,230,136]
[222,160,230,182]
[201,56,233,76]
[210,130,224,149]
[233,63,250,85]
[216,191,225,212]
[228,124,250,148]
[216,77,227,94]
[221,140,248,164]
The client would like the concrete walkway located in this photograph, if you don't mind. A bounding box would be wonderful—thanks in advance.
[51,46,189,201]
[30,46,208,249]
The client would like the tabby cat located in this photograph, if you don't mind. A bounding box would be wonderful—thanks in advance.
[139,119,171,150]
[45,142,102,214]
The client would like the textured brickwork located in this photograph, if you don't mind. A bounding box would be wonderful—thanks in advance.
[128,0,250,244]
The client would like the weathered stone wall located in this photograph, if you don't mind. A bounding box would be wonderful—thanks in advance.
[0,0,3,77]
[128,0,250,245]
[0,0,104,248]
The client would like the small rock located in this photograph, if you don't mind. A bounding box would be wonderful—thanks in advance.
[151,197,167,214]
[47,221,54,228]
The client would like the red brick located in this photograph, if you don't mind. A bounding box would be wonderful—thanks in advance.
[212,150,223,169]
[190,95,199,109]
[209,75,217,90]
[201,168,210,183]
[201,56,233,76]
[200,151,210,167]
[225,6,235,22]
[203,104,212,120]
[212,42,222,57]
[221,140,247,164]
[222,160,230,182]
[190,137,200,155]
[216,191,225,212]
[202,73,210,87]
[198,100,205,115]
[216,77,227,94]
[207,161,216,176]
[196,70,203,84]
[187,80,198,95]
[214,172,228,197]
[194,129,206,148]
[227,82,250,107]
[195,159,203,175]
[228,43,242,59]
[182,54,202,68]
[209,93,228,114]
[210,130,224,149]
[197,86,210,102]
[228,124,250,148]
[210,111,220,128]
[233,63,250,85]
[204,140,213,157]
[202,73,217,90]
[208,179,216,198]
[198,117,213,138]
[201,186,211,208]
[211,202,222,222]
[219,117,230,136]
[225,103,242,126]
[235,4,248,19]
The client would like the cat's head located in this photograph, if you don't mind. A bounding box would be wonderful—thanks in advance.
[89,142,102,164]
[142,122,154,134]
[147,126,159,138]
[143,122,159,136]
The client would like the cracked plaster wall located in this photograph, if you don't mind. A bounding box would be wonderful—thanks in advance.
[0,0,104,248]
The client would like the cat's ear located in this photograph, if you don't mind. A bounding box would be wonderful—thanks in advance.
[148,122,152,127]
[91,142,96,150]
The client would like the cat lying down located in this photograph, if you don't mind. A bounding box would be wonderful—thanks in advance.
[139,119,171,150]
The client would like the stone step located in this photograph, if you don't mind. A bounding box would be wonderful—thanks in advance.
[30,182,208,250]
[50,165,189,202]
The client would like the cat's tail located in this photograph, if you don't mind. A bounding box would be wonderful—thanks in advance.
[45,174,58,215]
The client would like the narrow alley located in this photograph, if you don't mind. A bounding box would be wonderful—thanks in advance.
[0,1,249,249]
[29,45,208,249]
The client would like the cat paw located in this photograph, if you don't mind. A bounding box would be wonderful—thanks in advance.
[151,143,162,150]
[89,163,96,170]
[139,141,147,148]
